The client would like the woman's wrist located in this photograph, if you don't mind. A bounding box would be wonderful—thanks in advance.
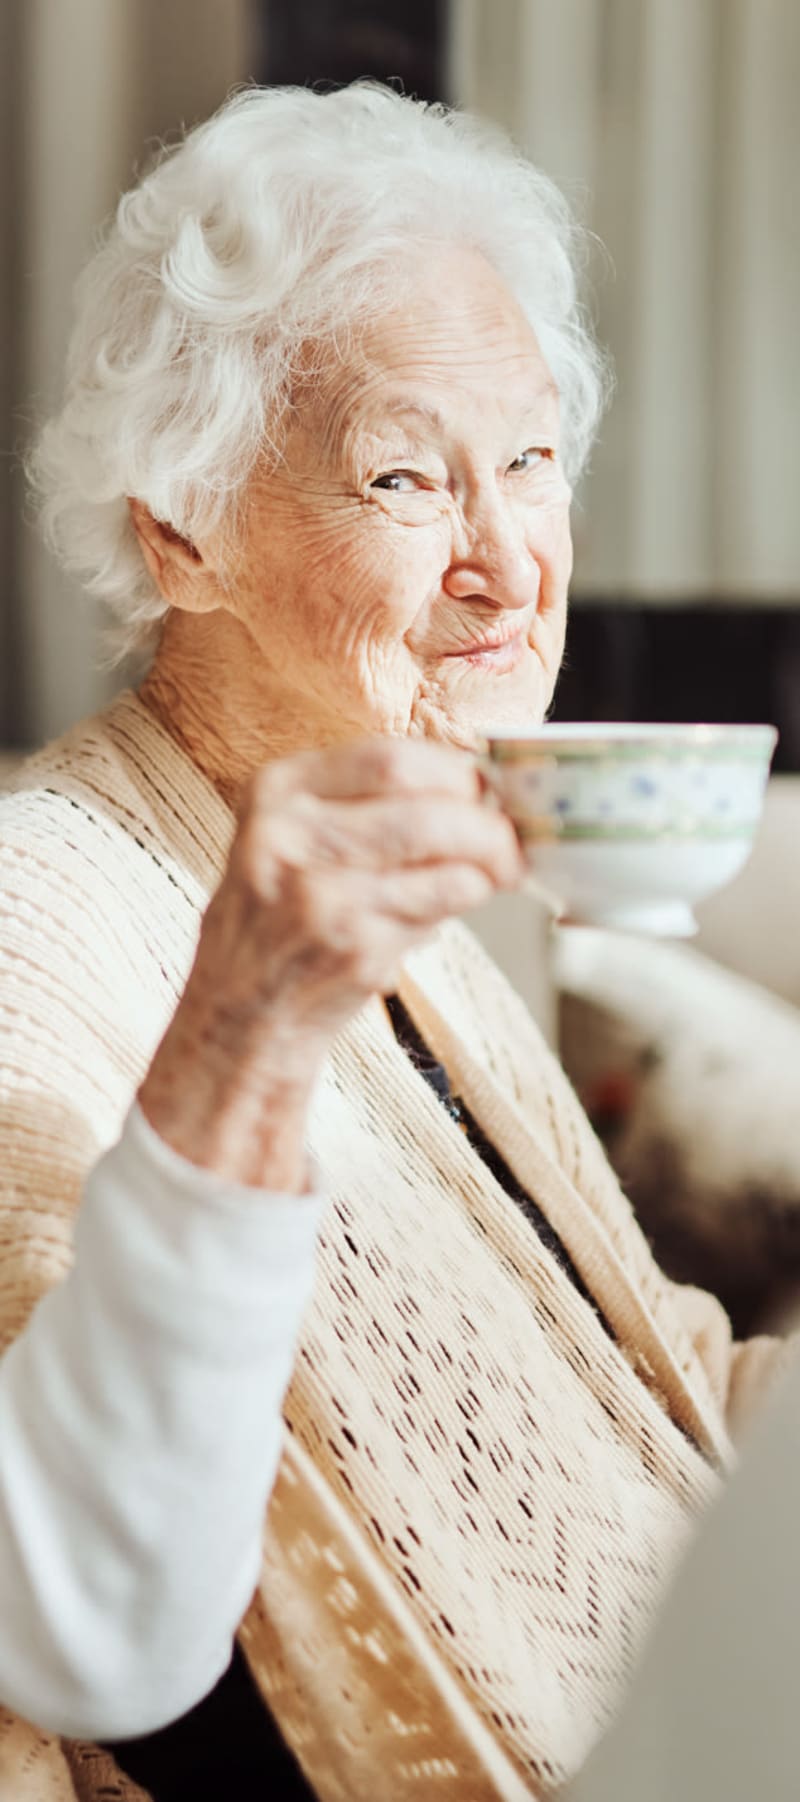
[138,993,326,1192]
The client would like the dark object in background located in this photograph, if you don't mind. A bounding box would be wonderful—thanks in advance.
[556,926,800,1341]
[255,0,446,103]
[553,601,800,773]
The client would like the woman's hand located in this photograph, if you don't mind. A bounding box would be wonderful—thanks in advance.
[138,738,523,1189]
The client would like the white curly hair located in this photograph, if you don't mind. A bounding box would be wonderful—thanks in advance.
[27,81,609,662]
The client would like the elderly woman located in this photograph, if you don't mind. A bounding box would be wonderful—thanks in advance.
[0,83,790,1802]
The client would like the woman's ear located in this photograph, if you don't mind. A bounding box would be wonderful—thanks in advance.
[127,498,222,614]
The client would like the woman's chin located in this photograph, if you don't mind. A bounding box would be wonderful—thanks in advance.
[408,689,550,753]
[459,671,551,739]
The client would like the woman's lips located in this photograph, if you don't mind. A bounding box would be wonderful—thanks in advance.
[444,629,527,671]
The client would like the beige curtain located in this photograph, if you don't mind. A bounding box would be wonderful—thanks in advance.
[448,0,800,601]
[1,0,253,746]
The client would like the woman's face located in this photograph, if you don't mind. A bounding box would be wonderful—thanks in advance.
[226,244,573,750]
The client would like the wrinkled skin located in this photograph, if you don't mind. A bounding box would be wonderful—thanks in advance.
[134,244,573,1188]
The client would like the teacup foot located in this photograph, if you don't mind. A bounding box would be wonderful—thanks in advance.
[561,901,698,938]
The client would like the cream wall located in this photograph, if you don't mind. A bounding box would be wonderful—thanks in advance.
[694,776,800,1009]
[466,888,558,1042]
[2,0,253,744]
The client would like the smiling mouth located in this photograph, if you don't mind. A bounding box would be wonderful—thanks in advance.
[444,629,527,671]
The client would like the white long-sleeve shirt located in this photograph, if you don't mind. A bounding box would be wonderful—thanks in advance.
[0,1101,322,1741]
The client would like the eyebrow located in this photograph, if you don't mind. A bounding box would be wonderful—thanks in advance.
[380,399,447,432]
[374,383,559,434]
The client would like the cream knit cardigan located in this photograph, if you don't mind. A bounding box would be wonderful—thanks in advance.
[0,692,789,1802]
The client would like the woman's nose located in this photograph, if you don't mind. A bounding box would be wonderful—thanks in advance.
[442,498,538,612]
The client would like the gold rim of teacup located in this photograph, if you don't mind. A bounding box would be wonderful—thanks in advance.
[514,820,759,843]
[485,722,778,765]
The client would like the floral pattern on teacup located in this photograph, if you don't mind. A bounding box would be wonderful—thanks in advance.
[493,753,769,840]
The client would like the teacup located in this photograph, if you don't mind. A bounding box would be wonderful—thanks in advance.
[485,722,778,936]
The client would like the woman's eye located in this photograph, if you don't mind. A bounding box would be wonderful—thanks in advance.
[370,470,424,494]
[507,447,554,473]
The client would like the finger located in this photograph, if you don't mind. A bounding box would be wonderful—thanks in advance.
[282,794,524,885]
[300,873,494,996]
[247,735,483,809]
[370,861,501,926]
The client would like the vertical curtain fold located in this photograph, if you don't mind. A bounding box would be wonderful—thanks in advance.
[448,0,800,602]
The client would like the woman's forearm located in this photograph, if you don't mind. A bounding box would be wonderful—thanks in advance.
[137,1047,319,1193]
[0,1102,323,1739]
[137,964,326,1193]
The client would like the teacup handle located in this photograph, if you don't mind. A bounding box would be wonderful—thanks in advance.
[476,753,567,922]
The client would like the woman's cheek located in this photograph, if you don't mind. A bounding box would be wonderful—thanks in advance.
[348,511,452,622]
[364,487,454,530]
[305,549,415,678]
[530,500,572,607]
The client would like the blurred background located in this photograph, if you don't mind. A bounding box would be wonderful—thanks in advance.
[1,2,799,1322]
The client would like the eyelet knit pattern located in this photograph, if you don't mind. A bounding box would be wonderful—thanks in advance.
[0,692,786,1801]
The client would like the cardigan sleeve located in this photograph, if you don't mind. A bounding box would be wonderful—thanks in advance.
[0,1101,323,1743]
[659,1278,800,1442]
[0,802,324,1741]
